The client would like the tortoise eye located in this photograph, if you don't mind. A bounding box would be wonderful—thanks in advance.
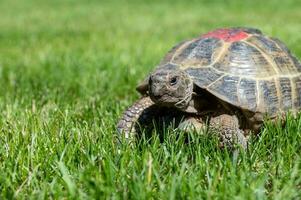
[169,76,178,86]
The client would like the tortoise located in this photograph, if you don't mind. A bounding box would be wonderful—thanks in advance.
[117,27,301,148]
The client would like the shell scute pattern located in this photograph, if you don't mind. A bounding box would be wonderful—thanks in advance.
[279,77,293,110]
[247,35,301,74]
[207,75,240,105]
[213,41,276,77]
[238,78,257,111]
[172,38,223,67]
[154,28,301,115]
[186,67,223,87]
[259,80,279,115]
[238,27,262,35]
[247,36,281,54]
[272,38,301,73]
[293,77,301,109]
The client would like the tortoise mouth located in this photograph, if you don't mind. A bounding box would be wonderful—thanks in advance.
[150,93,174,106]
[150,92,192,111]
[174,94,193,110]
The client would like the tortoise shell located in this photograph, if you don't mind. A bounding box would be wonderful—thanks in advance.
[156,27,301,116]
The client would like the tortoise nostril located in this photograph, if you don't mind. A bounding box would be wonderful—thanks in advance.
[154,94,162,98]
[150,85,163,99]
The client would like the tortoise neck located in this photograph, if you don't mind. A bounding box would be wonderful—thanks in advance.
[192,87,225,113]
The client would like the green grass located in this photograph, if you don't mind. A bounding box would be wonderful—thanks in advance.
[0,0,301,199]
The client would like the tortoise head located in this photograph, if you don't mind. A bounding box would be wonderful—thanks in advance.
[148,67,194,111]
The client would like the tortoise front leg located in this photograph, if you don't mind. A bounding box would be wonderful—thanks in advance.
[209,114,248,150]
[117,96,155,139]
[117,97,185,140]
[177,117,206,133]
[178,114,247,150]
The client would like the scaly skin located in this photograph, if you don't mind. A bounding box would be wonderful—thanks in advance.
[117,97,155,139]
[117,96,188,140]
[177,114,248,150]
[209,114,248,149]
[118,97,248,149]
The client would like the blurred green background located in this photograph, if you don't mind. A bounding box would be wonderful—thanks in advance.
[0,0,301,199]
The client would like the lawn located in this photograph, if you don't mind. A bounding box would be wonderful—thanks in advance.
[0,0,301,199]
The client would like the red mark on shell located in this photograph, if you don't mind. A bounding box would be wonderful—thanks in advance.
[202,29,249,42]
